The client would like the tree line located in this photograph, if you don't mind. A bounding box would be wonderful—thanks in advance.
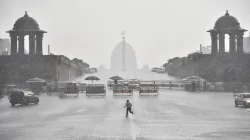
[163,52,250,82]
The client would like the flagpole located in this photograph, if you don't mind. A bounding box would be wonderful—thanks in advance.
[121,31,126,71]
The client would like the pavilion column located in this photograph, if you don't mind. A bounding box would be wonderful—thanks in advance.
[229,33,236,53]
[237,32,244,53]
[29,33,36,55]
[210,32,218,54]
[18,34,25,54]
[10,33,17,55]
[219,33,225,53]
[36,33,43,55]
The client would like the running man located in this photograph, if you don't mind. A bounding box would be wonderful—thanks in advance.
[124,100,133,117]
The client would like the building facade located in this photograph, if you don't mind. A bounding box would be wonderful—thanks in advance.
[0,11,89,85]
[0,55,89,84]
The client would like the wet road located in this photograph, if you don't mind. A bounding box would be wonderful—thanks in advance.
[1,90,250,140]
[1,71,250,140]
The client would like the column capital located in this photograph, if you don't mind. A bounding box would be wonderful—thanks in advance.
[219,32,225,36]
[229,33,236,39]
[18,34,25,38]
[18,35,25,40]
[237,31,244,36]
[18,32,25,36]
[36,32,44,37]
[210,32,217,36]
[229,32,235,36]
[29,33,35,41]
[9,32,17,37]
[29,32,36,36]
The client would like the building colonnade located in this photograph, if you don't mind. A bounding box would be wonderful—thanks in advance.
[210,31,244,54]
[10,32,43,55]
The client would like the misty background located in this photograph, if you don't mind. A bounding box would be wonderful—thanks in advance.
[0,0,249,68]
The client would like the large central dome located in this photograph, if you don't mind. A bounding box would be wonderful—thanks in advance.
[110,38,137,71]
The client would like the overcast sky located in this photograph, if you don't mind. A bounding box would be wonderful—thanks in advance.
[0,0,250,68]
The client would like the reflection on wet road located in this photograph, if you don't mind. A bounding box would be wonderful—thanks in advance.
[1,90,250,140]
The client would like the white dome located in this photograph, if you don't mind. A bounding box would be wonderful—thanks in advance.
[110,40,137,71]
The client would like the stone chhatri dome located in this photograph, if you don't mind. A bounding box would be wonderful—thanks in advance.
[214,10,241,30]
[13,11,40,31]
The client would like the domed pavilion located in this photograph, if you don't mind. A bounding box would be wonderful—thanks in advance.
[208,10,247,54]
[6,11,47,55]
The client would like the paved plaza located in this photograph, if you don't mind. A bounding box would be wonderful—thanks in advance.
[1,71,250,140]
[1,89,250,140]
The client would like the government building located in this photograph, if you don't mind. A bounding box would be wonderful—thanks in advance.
[0,11,89,85]
[110,35,137,72]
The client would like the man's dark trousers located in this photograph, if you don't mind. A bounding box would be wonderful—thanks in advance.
[126,107,133,117]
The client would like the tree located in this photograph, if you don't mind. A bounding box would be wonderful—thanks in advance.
[168,57,180,64]
[187,52,202,61]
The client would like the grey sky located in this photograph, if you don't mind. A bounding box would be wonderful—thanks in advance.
[0,0,249,68]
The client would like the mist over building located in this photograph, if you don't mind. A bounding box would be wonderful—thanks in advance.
[243,33,250,53]
[110,34,137,72]
[0,39,10,55]
[199,45,211,54]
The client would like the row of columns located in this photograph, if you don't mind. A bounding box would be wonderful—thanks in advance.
[10,32,43,55]
[210,32,244,54]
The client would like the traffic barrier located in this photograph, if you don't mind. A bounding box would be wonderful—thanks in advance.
[107,82,114,89]
[139,81,159,96]
[86,84,106,97]
[79,84,87,92]
[139,80,185,90]
[113,85,133,96]
[139,87,159,96]
[108,80,140,90]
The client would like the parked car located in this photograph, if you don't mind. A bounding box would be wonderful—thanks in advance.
[8,90,39,106]
[234,93,250,108]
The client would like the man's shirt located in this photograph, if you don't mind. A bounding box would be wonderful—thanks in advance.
[125,102,132,108]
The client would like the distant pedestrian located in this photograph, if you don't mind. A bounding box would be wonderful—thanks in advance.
[124,100,133,117]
